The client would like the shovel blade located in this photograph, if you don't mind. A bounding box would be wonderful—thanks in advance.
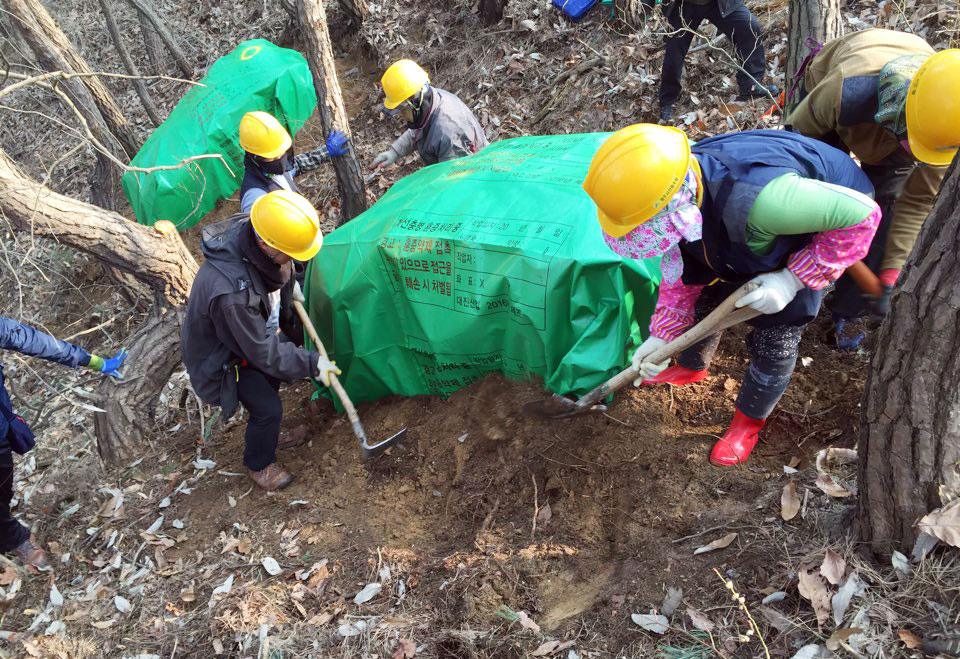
[522,394,607,419]
[361,428,407,459]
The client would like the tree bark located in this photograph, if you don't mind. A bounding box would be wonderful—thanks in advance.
[8,0,126,209]
[0,148,198,465]
[337,0,369,25]
[297,0,368,225]
[857,156,960,558]
[121,0,192,78]
[98,0,162,127]
[785,0,841,115]
[478,0,507,25]
[137,6,164,75]
[7,0,140,159]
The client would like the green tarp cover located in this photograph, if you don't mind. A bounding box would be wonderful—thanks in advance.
[304,133,662,402]
[122,39,316,229]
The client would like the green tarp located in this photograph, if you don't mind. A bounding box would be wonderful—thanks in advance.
[122,39,316,229]
[304,133,662,402]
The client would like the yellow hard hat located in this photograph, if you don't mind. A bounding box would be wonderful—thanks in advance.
[906,49,960,166]
[250,190,323,261]
[381,59,430,110]
[582,124,691,238]
[238,111,293,160]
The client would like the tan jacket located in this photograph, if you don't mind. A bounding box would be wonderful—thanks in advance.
[786,28,944,271]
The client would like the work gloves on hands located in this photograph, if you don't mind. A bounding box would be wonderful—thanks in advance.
[87,348,128,379]
[316,355,342,387]
[325,131,350,157]
[372,148,400,170]
[736,269,805,315]
[631,336,669,386]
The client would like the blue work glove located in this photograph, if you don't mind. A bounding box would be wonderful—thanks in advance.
[325,131,350,157]
[88,348,128,379]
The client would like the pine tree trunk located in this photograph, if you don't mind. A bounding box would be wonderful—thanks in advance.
[98,0,162,126]
[478,0,507,25]
[338,0,369,25]
[857,157,960,558]
[297,0,368,225]
[121,0,192,78]
[0,148,198,465]
[8,0,140,159]
[785,0,841,115]
[137,6,165,75]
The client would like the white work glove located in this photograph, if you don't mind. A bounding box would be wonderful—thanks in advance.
[316,355,342,387]
[735,269,806,315]
[631,336,670,386]
[371,148,399,170]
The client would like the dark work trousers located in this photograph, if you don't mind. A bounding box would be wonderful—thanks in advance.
[826,162,910,320]
[236,367,283,472]
[675,281,824,419]
[659,1,766,108]
[0,445,29,552]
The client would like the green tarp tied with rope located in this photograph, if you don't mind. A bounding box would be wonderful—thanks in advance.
[122,39,316,229]
[304,133,662,402]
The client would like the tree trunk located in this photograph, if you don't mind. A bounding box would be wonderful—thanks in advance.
[137,6,164,75]
[857,157,960,558]
[785,0,841,115]
[0,148,198,465]
[98,0,162,127]
[478,0,508,25]
[121,0,192,78]
[337,0,369,25]
[8,0,126,209]
[297,0,368,225]
[8,0,140,159]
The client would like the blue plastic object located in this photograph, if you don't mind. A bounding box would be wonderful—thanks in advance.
[552,0,600,22]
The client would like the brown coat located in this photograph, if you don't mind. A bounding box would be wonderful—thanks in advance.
[785,28,944,271]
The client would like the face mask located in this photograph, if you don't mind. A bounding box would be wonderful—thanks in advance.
[603,166,703,284]
[256,154,289,176]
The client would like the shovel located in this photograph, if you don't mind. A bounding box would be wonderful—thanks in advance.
[292,281,406,458]
[523,281,763,419]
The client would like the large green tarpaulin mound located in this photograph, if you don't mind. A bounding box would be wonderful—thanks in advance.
[305,133,662,403]
[122,39,316,229]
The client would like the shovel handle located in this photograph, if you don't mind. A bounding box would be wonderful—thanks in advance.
[572,281,763,410]
[291,284,362,428]
[845,260,883,298]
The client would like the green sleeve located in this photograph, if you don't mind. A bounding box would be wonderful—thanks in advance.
[745,173,876,255]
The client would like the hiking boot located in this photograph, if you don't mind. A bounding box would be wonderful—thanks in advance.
[658,103,674,123]
[737,83,779,101]
[247,463,293,491]
[11,535,48,569]
[709,409,765,466]
[641,364,709,386]
[277,426,308,450]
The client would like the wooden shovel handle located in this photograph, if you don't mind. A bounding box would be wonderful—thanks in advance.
[845,260,882,298]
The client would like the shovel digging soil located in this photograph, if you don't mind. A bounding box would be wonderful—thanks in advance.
[292,282,407,458]
[524,281,762,419]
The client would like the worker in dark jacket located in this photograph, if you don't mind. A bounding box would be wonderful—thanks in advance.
[654,0,778,122]
[238,111,350,213]
[181,190,340,491]
[785,30,960,347]
[372,59,488,169]
[0,318,125,568]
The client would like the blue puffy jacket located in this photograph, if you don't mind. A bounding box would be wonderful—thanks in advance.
[0,317,91,453]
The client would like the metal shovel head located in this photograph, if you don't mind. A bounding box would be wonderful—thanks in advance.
[360,427,407,459]
[522,394,607,419]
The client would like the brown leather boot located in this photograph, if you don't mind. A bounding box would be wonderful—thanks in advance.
[277,426,308,450]
[247,463,293,491]
[11,535,48,569]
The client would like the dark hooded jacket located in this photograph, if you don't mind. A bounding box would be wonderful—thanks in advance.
[181,215,317,405]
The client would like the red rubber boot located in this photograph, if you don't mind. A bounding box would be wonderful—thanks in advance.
[710,410,766,466]
[642,364,709,386]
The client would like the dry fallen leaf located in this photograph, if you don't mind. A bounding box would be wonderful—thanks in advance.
[686,607,715,632]
[536,503,552,525]
[261,557,283,576]
[826,627,864,651]
[531,640,574,656]
[180,585,196,603]
[237,537,252,554]
[91,619,115,629]
[661,587,682,618]
[631,613,669,634]
[781,482,800,521]
[212,638,224,655]
[761,606,792,633]
[831,570,866,625]
[815,474,851,498]
[820,548,846,585]
[898,629,923,649]
[918,498,960,548]
[891,551,911,580]
[354,582,382,605]
[115,595,133,614]
[790,644,830,659]
[392,638,416,659]
[798,565,831,626]
[307,611,333,625]
[694,532,737,555]
[516,610,540,633]
[0,566,16,586]
[22,640,42,658]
